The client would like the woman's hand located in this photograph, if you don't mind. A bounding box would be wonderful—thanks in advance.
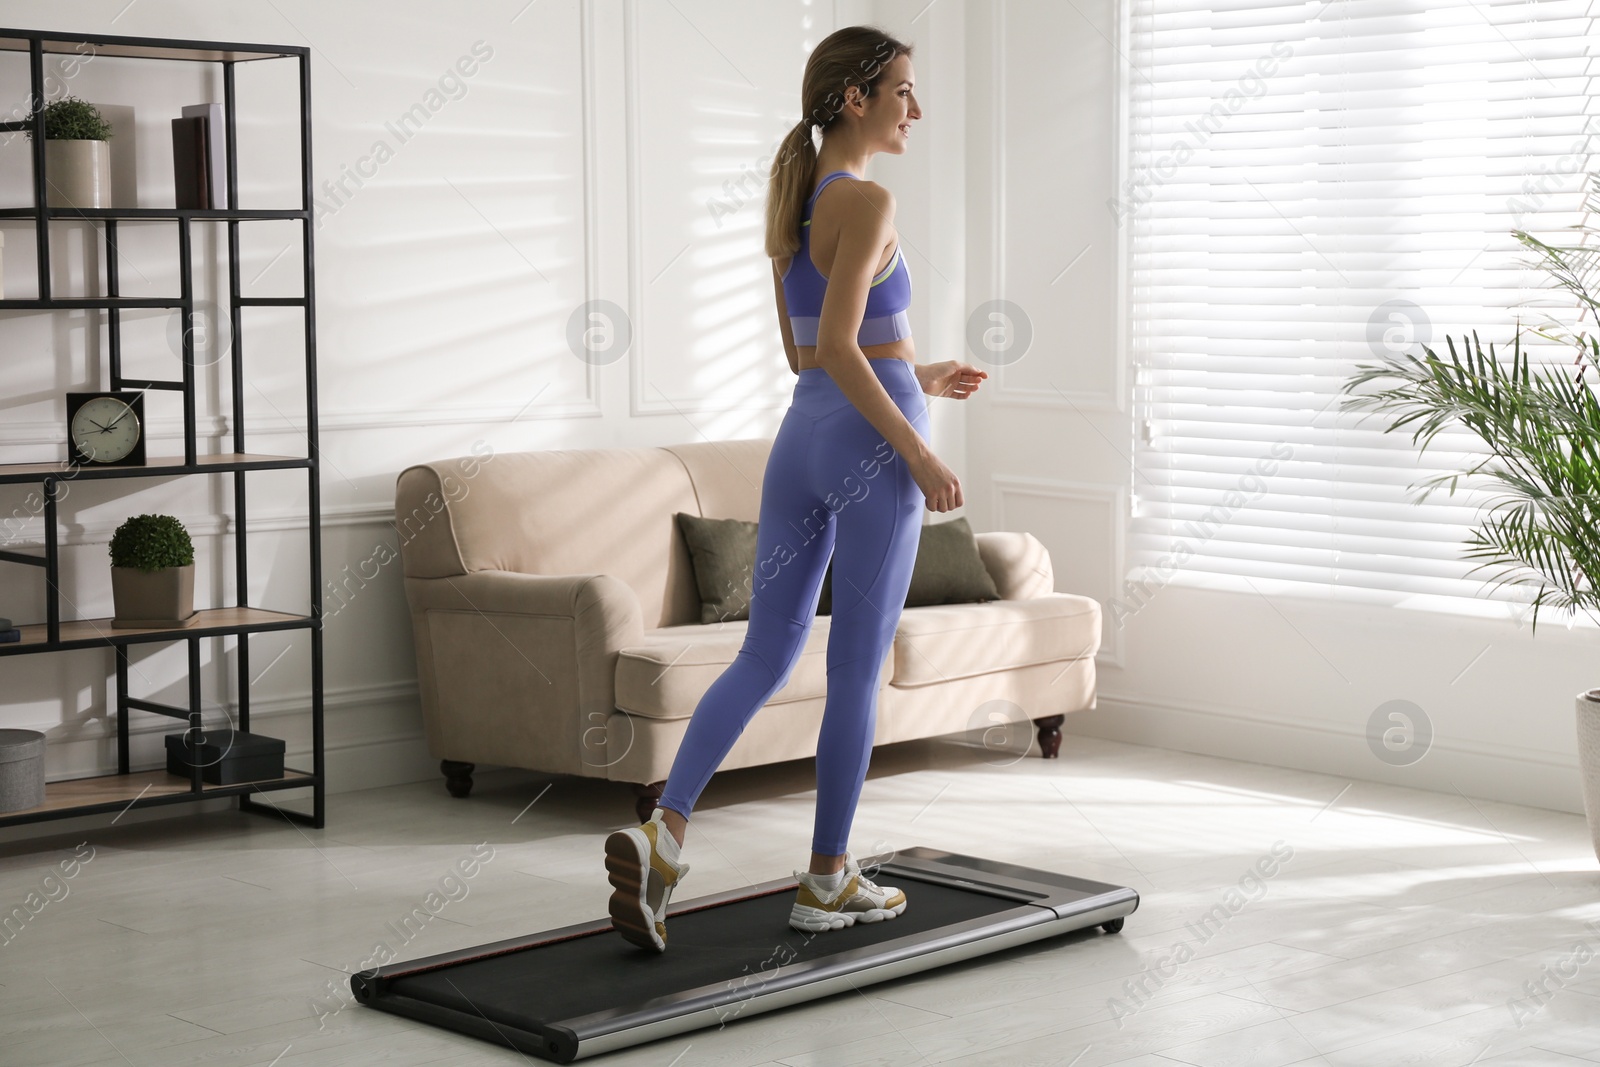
[916,360,988,399]
[908,449,963,512]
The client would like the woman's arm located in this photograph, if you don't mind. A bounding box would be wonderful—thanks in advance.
[916,360,988,398]
[812,182,931,467]
[771,260,800,376]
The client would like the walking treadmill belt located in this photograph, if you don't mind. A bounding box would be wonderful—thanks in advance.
[353,846,1138,1063]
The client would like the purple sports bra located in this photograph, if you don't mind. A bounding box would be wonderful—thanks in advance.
[779,170,912,347]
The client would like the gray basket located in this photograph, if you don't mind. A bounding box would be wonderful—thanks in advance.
[0,729,45,813]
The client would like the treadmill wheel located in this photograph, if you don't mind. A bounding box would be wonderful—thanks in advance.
[1102,917,1124,933]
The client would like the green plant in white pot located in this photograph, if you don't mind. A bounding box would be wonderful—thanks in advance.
[1343,191,1600,863]
[25,95,112,209]
[109,514,196,628]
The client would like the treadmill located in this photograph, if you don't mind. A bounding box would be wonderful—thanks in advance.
[353,846,1138,1063]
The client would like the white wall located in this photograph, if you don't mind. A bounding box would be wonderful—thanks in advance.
[0,0,973,798]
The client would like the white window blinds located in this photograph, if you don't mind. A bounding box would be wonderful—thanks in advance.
[1126,0,1600,605]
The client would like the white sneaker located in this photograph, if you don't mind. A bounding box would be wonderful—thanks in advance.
[790,852,907,932]
[604,808,689,952]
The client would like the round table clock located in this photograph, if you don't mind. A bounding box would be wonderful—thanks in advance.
[66,391,146,466]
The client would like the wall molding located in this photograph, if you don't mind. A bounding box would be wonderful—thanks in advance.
[992,473,1127,668]
[3,680,438,808]
[1082,689,1585,816]
[0,501,397,549]
[0,415,230,448]
[1112,0,1134,424]
[986,0,1125,415]
[623,0,659,417]
[622,0,793,418]
[8,679,422,753]
[0,400,605,448]
[576,0,605,417]
[271,401,605,431]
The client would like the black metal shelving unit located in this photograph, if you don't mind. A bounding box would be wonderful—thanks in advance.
[0,27,324,829]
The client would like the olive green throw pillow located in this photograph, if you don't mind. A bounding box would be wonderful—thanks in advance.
[674,513,759,623]
[677,513,999,623]
[903,516,1001,607]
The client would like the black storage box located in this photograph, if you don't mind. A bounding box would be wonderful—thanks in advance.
[165,728,285,785]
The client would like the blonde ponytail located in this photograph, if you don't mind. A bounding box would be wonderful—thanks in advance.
[765,118,820,259]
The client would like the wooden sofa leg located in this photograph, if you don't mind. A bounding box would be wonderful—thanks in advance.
[1034,715,1065,759]
[442,760,475,798]
[632,781,666,823]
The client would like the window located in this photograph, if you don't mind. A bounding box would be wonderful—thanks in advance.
[1125,0,1598,606]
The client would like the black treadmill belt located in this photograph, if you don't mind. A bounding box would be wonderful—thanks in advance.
[355,847,1139,1062]
[389,876,1008,1028]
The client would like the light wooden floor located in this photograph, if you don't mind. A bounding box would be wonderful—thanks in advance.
[1,732,1598,1066]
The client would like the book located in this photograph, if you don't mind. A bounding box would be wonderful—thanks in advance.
[181,103,226,208]
[0,630,18,644]
[171,115,210,210]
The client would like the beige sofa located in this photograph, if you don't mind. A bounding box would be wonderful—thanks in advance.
[394,437,1101,820]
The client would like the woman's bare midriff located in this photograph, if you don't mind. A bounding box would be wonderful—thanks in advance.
[794,338,916,372]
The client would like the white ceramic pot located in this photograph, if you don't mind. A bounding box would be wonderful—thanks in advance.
[1577,689,1600,864]
[44,139,110,209]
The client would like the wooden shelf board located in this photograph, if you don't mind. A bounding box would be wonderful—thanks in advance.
[11,607,311,650]
[0,452,308,481]
[0,297,184,308]
[0,208,309,221]
[0,33,300,63]
[10,767,314,817]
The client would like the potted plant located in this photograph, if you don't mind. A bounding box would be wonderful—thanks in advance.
[1343,181,1600,862]
[24,95,112,209]
[109,514,196,628]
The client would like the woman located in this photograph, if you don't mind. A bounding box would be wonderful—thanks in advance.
[604,25,987,952]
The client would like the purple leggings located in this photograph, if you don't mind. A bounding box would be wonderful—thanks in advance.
[657,358,930,855]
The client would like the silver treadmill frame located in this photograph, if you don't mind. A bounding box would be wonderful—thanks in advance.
[352,845,1139,1062]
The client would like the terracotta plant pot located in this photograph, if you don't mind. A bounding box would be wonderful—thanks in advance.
[111,563,197,628]
[1577,689,1600,865]
[44,139,111,209]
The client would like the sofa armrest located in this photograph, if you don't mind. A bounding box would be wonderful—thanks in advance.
[974,531,1055,600]
[407,570,643,634]
[404,570,644,777]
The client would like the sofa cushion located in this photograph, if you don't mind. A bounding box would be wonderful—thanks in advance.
[674,513,758,624]
[904,516,1001,607]
[614,615,892,721]
[888,594,1101,687]
[819,518,998,614]
[678,514,1003,620]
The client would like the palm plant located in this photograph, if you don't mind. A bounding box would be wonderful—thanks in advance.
[1342,193,1600,633]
